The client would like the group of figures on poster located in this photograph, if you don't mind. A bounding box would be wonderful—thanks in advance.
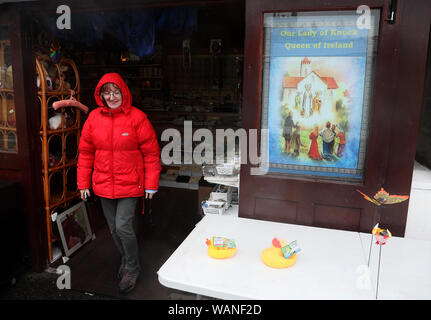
[263,11,379,179]
[281,57,346,162]
[269,53,366,178]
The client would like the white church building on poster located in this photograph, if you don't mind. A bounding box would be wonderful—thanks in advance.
[282,57,339,113]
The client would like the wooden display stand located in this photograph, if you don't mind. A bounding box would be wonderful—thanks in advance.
[35,55,83,262]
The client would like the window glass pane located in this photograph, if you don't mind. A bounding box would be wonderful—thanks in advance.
[260,10,380,181]
[0,26,18,153]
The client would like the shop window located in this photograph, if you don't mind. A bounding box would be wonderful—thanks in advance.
[7,131,16,149]
[0,115,17,152]
[6,93,15,127]
[0,26,18,153]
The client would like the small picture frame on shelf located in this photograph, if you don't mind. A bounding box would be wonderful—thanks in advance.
[56,201,93,257]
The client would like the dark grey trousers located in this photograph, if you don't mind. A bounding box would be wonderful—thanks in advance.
[99,197,140,273]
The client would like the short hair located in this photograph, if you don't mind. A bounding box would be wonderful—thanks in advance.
[101,82,121,93]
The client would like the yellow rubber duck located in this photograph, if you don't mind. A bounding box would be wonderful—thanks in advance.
[261,238,297,268]
[206,237,237,259]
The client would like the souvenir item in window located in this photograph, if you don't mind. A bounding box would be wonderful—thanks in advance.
[48,113,62,130]
[37,74,53,90]
[5,65,13,89]
[7,108,15,127]
[49,40,62,64]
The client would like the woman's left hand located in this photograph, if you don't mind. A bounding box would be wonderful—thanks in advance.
[145,192,155,199]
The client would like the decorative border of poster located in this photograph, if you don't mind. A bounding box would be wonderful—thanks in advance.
[260,10,380,180]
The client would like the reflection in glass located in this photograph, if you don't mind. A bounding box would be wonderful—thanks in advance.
[0,26,17,152]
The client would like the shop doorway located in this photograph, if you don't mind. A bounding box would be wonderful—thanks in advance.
[28,0,245,296]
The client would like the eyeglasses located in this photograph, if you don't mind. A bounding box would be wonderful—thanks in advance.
[101,91,122,98]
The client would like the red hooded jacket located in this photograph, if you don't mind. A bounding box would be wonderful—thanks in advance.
[77,73,161,205]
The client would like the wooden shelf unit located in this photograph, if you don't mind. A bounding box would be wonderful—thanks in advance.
[36,54,83,262]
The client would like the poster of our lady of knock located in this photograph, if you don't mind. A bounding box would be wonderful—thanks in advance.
[261,11,380,180]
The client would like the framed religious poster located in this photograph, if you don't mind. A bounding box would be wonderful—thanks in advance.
[260,10,380,181]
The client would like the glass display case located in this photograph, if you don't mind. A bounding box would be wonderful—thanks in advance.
[0,27,17,153]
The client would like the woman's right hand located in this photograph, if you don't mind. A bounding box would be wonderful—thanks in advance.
[80,189,90,201]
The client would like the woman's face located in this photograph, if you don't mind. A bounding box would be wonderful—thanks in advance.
[101,84,123,109]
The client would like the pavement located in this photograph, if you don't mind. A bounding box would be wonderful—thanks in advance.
[0,269,119,300]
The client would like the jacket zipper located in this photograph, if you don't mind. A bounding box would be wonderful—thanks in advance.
[110,112,114,198]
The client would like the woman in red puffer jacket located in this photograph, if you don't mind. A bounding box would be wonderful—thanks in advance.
[77,73,161,294]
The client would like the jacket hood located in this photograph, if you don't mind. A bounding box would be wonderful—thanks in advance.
[94,73,132,113]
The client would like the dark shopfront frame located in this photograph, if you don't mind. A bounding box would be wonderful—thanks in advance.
[0,8,45,271]
[0,0,430,271]
[239,0,431,237]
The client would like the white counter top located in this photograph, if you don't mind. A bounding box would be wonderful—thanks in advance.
[158,214,374,300]
[359,232,431,299]
[405,161,431,240]
[410,161,431,190]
